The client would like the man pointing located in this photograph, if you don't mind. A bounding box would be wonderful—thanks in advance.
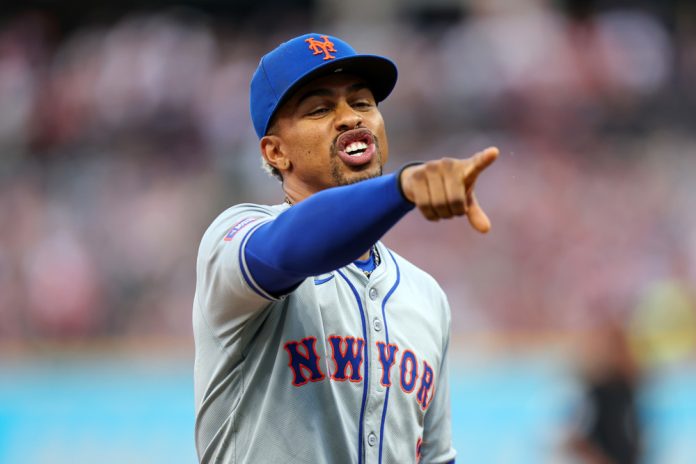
[193,33,498,463]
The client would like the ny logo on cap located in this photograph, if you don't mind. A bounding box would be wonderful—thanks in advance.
[305,35,336,60]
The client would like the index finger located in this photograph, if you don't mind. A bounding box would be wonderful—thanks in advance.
[462,146,499,187]
[470,146,499,175]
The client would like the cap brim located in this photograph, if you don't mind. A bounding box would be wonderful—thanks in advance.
[267,54,397,133]
[301,54,398,103]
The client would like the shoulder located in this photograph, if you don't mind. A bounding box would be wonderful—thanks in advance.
[381,245,452,344]
[196,202,288,264]
[201,203,287,242]
[382,246,448,303]
[209,202,286,231]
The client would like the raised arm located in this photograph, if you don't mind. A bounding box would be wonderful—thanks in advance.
[245,147,499,295]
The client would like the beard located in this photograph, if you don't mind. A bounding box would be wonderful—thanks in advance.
[329,135,384,187]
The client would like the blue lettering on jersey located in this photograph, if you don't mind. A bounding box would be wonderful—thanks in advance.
[328,335,365,382]
[376,342,398,387]
[282,335,437,410]
[284,337,325,387]
[416,360,434,410]
[399,350,418,393]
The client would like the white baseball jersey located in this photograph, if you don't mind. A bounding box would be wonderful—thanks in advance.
[193,202,456,463]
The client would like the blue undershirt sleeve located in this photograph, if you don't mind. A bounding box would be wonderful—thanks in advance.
[244,172,414,295]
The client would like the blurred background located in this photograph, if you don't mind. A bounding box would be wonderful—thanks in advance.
[1,0,696,462]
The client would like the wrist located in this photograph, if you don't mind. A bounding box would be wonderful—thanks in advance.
[396,161,423,204]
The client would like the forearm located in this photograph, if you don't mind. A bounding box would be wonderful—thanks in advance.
[245,172,414,294]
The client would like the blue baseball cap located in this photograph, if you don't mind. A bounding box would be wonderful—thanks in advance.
[250,33,398,138]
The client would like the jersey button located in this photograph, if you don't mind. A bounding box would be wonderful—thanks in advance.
[373,318,382,332]
[367,432,377,446]
[369,288,378,300]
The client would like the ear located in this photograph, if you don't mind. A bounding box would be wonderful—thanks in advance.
[260,135,291,173]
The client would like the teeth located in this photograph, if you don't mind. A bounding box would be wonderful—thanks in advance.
[345,141,368,155]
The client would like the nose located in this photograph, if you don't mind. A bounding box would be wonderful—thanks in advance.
[334,101,363,132]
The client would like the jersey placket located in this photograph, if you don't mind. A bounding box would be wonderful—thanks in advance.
[353,259,391,463]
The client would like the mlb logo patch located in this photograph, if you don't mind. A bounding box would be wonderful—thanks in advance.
[224,217,260,241]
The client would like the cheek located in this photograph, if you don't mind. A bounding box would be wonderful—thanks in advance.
[286,128,328,164]
[375,122,388,162]
[380,130,389,162]
[303,133,328,161]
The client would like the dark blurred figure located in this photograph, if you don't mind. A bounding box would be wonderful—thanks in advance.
[568,323,642,464]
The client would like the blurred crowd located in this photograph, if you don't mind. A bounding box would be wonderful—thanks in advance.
[1,1,695,365]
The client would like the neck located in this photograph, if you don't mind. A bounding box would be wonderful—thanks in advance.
[282,181,315,205]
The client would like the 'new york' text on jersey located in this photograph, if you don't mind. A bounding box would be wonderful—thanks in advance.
[193,203,455,463]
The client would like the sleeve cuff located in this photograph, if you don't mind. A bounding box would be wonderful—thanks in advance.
[396,161,424,204]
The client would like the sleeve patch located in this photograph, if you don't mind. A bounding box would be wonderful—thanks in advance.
[224,217,261,241]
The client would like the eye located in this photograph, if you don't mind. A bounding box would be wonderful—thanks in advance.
[306,106,330,117]
[352,100,374,110]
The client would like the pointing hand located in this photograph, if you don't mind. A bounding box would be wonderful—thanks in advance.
[399,147,499,232]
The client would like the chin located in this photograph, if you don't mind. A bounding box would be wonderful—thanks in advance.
[335,164,383,187]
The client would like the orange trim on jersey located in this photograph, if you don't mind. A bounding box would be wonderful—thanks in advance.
[399,349,419,394]
[425,382,436,411]
[416,360,435,410]
[376,341,399,387]
[283,336,325,387]
[328,335,365,383]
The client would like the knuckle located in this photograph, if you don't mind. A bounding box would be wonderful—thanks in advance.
[418,205,436,220]
[451,198,466,213]
[433,202,448,213]
[432,201,454,218]
[411,169,426,181]
[449,160,466,176]
[424,162,439,174]
[441,157,456,169]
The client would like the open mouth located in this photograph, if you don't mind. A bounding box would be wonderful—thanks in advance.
[345,140,369,156]
[335,129,376,166]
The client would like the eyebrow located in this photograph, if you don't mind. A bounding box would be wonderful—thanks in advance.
[294,82,371,107]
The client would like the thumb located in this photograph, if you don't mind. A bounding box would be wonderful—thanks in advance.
[467,193,491,233]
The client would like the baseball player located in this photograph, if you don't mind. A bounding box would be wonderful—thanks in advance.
[193,33,498,463]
